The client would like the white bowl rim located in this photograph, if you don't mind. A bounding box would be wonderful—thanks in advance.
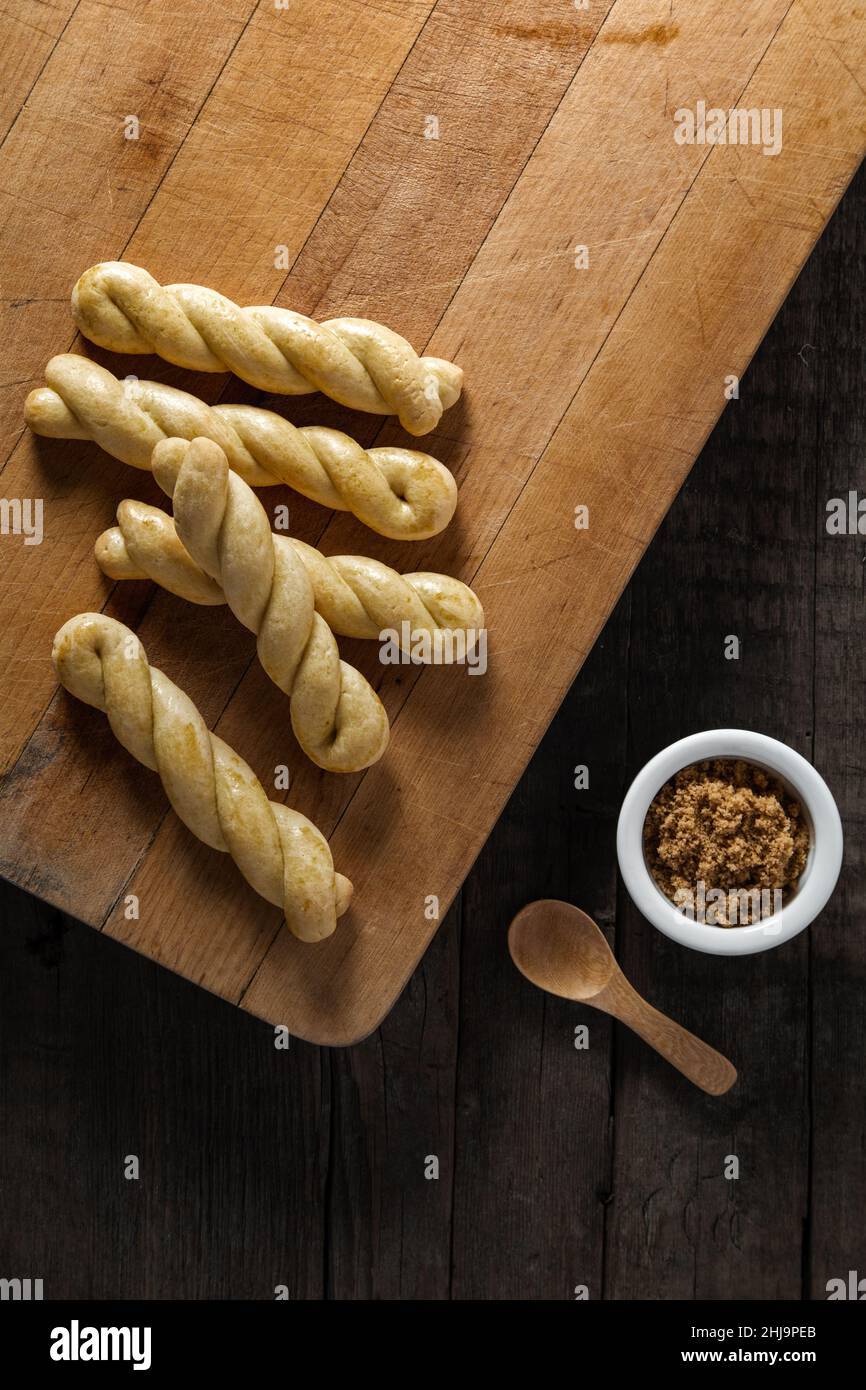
[615,729,844,957]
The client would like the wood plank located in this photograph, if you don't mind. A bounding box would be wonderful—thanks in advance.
[451,604,629,1299]
[326,904,460,1298]
[603,243,819,1298]
[104,0,806,1012]
[0,877,328,1298]
[806,177,866,1298]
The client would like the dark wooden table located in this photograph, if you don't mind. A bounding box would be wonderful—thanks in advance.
[1,162,863,1304]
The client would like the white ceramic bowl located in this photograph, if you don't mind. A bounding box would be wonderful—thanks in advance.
[616,729,843,956]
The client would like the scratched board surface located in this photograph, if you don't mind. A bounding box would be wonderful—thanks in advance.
[1,0,864,1043]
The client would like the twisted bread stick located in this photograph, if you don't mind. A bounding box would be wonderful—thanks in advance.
[97,481,485,652]
[52,613,351,941]
[24,355,457,540]
[120,437,389,773]
[71,261,463,435]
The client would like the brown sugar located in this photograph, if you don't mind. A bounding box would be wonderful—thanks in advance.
[643,759,810,926]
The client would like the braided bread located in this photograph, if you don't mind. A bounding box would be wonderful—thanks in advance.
[96,481,485,653]
[115,437,389,773]
[71,261,463,435]
[24,355,457,541]
[52,613,351,942]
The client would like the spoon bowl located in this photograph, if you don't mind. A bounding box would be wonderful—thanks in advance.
[509,899,616,1000]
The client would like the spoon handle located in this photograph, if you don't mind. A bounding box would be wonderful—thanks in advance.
[600,976,737,1095]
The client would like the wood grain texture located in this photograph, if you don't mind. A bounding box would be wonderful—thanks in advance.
[279,0,604,339]
[0,0,865,1047]
[0,881,330,1298]
[0,0,255,456]
[451,635,626,1300]
[0,0,76,143]
[0,149,863,1296]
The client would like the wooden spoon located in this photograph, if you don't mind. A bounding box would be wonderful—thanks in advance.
[508,900,737,1095]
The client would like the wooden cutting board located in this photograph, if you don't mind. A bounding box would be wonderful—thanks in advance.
[1,0,864,1043]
